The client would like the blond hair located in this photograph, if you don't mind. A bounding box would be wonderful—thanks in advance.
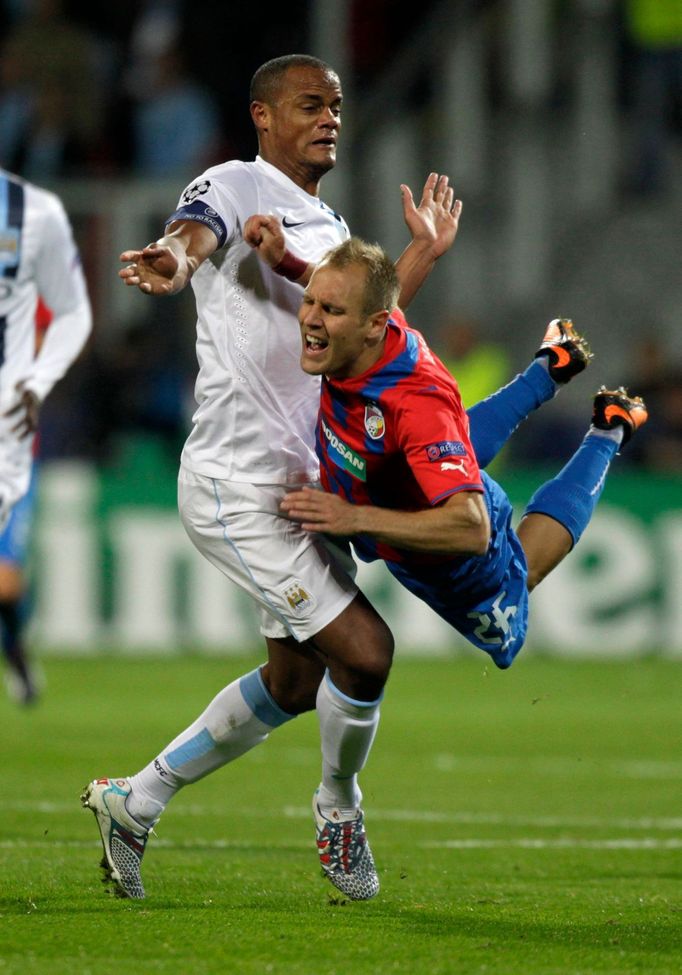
[321,238,400,316]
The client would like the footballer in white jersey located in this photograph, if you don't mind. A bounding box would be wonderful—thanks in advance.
[89,55,460,904]
[166,155,356,641]
[169,155,349,485]
[0,170,92,526]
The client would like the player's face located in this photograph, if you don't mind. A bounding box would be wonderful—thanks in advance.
[254,67,342,191]
[298,264,386,379]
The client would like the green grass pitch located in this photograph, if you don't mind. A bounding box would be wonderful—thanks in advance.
[2,653,681,975]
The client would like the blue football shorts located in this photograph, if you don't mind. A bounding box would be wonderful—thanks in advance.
[386,479,529,669]
[0,466,37,566]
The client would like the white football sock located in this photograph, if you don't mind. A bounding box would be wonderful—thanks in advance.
[126,667,294,827]
[315,672,381,819]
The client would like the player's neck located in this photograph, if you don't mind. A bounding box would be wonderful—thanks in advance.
[330,337,387,381]
[260,150,326,197]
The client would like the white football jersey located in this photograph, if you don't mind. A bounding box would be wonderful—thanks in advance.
[0,169,91,525]
[0,169,91,410]
[168,156,349,483]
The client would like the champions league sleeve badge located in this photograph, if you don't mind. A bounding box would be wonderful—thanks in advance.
[364,403,385,440]
[182,180,211,204]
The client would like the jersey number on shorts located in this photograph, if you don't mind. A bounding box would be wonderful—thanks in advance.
[467,591,517,647]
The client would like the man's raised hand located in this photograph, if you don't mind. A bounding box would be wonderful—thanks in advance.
[401,172,462,260]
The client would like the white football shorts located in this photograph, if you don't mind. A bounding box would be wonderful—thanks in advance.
[178,466,358,642]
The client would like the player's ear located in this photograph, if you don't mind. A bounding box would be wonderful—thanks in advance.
[367,309,390,341]
[250,100,271,132]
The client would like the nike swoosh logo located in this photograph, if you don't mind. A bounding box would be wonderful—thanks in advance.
[604,404,632,425]
[282,217,305,228]
[553,347,571,367]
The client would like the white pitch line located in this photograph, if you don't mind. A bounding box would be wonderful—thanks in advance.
[2,837,681,852]
[281,806,682,832]
[2,800,682,832]
[423,838,682,850]
[432,754,682,779]
[0,838,311,851]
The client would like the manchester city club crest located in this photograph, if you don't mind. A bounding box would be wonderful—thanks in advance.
[364,403,385,440]
[282,580,315,615]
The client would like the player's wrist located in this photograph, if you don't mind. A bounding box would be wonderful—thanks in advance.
[351,505,376,537]
[272,250,309,283]
[406,233,437,254]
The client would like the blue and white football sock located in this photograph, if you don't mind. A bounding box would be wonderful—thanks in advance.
[524,428,621,546]
[467,360,557,469]
[315,672,381,819]
[126,666,295,827]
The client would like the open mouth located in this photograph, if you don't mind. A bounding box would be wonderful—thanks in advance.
[312,138,336,148]
[304,333,329,354]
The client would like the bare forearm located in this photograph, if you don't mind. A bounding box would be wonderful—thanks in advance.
[24,297,92,401]
[396,176,462,308]
[394,239,437,310]
[281,487,489,556]
[120,221,217,295]
[154,234,199,293]
[352,499,489,555]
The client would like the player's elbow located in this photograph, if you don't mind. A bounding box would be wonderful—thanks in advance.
[456,495,490,556]
[469,511,490,556]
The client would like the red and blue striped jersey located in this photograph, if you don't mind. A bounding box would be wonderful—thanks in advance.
[317,309,484,564]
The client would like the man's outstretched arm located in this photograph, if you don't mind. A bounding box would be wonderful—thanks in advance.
[281,487,489,557]
[119,220,219,295]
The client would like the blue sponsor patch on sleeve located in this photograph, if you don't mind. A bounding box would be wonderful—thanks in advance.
[166,201,227,247]
[424,440,467,462]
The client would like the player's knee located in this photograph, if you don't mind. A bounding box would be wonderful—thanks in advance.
[262,662,322,715]
[313,595,394,700]
[525,565,548,593]
[335,624,395,701]
[368,623,395,686]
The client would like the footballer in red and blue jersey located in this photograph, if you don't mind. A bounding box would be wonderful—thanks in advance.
[316,308,530,669]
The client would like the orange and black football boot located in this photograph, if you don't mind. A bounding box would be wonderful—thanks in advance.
[592,386,648,445]
[534,318,592,383]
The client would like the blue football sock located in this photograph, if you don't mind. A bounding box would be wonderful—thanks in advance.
[467,360,556,469]
[524,430,620,546]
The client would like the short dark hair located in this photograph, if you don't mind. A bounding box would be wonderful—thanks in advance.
[250,55,338,104]
[321,238,400,316]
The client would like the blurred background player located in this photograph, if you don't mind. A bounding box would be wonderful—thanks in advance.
[0,172,92,702]
[624,0,682,196]
[435,315,511,410]
[0,462,38,703]
[434,315,511,475]
[1,296,48,704]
